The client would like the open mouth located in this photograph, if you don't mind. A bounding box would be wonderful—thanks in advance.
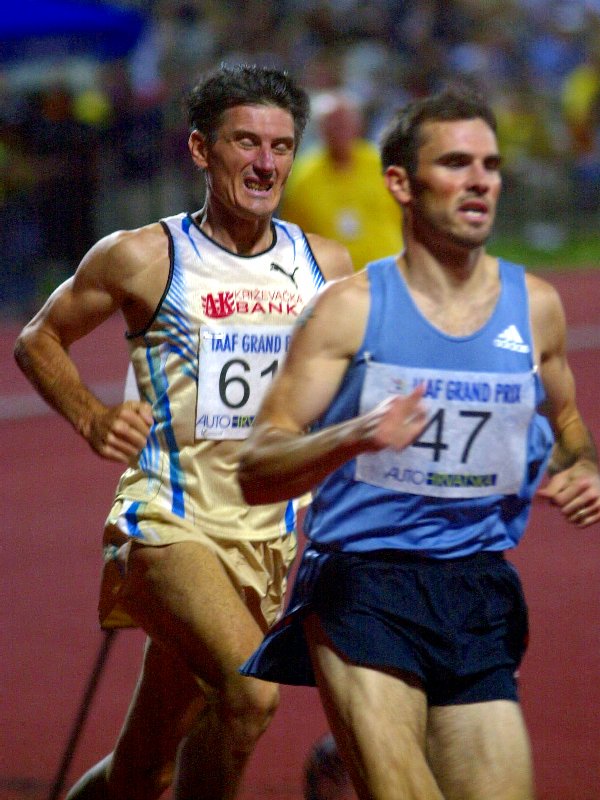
[458,199,489,221]
[244,177,273,193]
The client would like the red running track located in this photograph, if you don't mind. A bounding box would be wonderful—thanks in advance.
[1,270,599,799]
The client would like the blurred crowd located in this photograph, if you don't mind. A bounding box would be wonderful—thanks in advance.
[3,0,600,315]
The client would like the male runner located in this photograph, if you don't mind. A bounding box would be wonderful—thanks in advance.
[14,64,352,800]
[238,87,600,799]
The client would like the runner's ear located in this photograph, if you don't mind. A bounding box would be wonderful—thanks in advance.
[189,130,209,169]
[384,165,410,205]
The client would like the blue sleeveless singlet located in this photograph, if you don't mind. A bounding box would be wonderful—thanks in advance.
[304,257,554,557]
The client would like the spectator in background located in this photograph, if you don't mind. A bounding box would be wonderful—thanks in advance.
[493,84,567,241]
[26,85,100,279]
[101,60,166,230]
[561,34,600,215]
[0,116,43,315]
[280,91,403,271]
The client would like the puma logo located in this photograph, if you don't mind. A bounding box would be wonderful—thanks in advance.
[270,262,299,287]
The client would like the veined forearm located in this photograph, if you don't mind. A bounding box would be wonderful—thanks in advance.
[14,327,106,440]
[548,418,598,476]
[239,389,428,504]
[238,418,369,505]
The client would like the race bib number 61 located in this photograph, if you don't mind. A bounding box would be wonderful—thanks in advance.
[196,324,293,440]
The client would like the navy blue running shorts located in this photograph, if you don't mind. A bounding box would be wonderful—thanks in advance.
[241,546,529,706]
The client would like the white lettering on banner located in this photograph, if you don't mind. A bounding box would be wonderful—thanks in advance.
[196,323,294,440]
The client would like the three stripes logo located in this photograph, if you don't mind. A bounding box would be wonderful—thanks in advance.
[493,324,530,353]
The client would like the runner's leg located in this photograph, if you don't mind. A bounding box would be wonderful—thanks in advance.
[118,540,280,800]
[427,700,534,800]
[304,614,444,800]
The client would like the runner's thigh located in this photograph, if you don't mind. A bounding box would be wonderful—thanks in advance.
[118,540,268,689]
[304,614,444,800]
[427,700,534,800]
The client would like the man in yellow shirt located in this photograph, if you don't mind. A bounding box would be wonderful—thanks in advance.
[280,91,403,271]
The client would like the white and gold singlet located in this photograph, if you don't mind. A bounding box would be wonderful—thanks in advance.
[111,212,325,543]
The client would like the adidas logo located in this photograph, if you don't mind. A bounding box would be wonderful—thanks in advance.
[493,324,530,353]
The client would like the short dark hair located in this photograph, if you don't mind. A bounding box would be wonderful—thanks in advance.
[185,63,310,150]
[380,86,497,175]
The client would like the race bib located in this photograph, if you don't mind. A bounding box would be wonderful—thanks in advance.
[355,361,536,498]
[196,323,293,440]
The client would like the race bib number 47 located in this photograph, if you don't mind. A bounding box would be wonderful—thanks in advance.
[355,361,536,498]
[196,324,293,439]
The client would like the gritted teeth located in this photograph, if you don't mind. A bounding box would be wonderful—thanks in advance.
[245,177,272,191]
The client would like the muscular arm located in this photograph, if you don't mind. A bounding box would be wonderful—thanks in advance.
[238,275,426,504]
[529,274,600,526]
[13,226,166,462]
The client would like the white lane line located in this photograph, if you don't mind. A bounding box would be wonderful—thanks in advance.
[0,380,125,421]
[2,323,599,421]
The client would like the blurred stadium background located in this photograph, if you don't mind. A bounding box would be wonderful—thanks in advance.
[2,0,600,318]
[2,2,600,799]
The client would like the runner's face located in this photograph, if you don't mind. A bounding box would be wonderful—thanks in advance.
[202,104,296,221]
[410,118,502,249]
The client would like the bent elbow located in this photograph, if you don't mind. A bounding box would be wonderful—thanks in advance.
[238,426,297,505]
[239,475,257,506]
[13,329,32,373]
[13,337,24,369]
[14,320,50,372]
[238,457,269,506]
[239,480,273,506]
[241,485,263,506]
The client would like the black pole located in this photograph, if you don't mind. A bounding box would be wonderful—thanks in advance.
[47,629,117,800]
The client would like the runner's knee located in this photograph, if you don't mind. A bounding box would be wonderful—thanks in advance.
[220,677,280,746]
